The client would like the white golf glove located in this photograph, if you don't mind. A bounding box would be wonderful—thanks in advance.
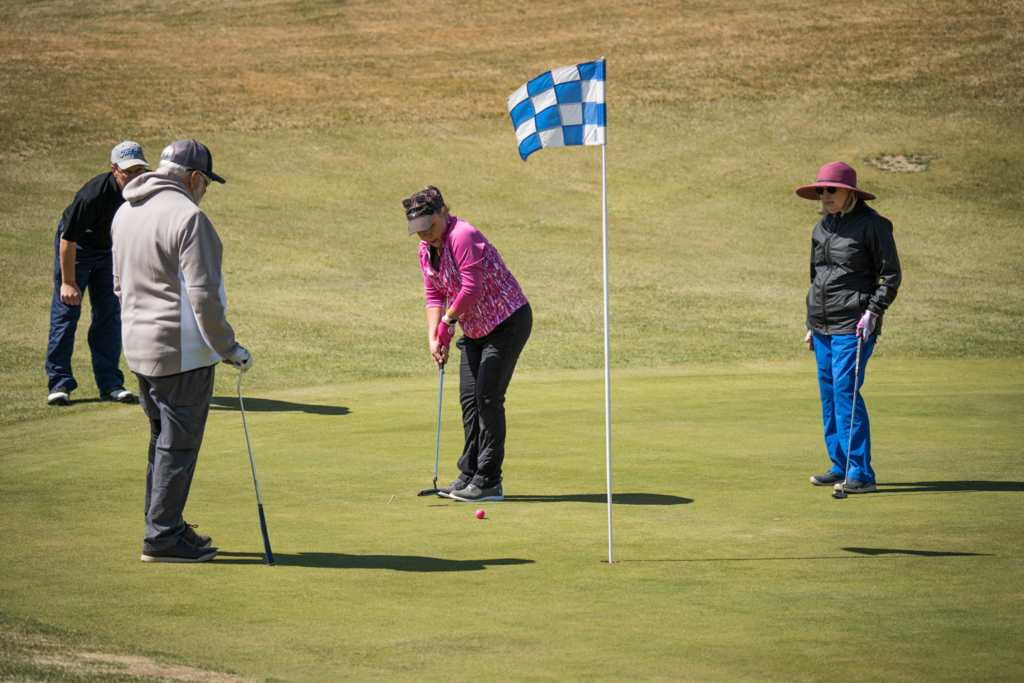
[225,345,254,372]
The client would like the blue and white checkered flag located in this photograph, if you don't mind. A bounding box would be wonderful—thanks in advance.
[506,58,606,161]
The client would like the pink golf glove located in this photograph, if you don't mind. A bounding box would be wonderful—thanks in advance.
[856,311,878,340]
[436,319,456,348]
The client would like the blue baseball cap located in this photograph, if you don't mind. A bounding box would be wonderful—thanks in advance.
[161,139,226,184]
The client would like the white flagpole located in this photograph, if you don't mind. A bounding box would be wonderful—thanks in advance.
[602,139,612,564]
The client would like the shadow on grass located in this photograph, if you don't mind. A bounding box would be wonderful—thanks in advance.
[209,397,350,416]
[214,551,534,572]
[504,493,692,505]
[625,548,992,562]
[882,481,1024,494]
[842,547,991,557]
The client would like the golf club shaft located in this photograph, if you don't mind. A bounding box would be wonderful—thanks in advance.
[433,362,444,488]
[238,369,275,566]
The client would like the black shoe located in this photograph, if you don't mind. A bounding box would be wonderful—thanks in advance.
[47,387,71,406]
[449,482,504,502]
[181,522,212,548]
[810,471,844,486]
[141,537,218,563]
[836,479,877,494]
[436,478,470,499]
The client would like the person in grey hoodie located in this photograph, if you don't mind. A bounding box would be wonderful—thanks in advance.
[111,139,253,563]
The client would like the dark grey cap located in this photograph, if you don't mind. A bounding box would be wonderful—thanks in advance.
[161,139,226,183]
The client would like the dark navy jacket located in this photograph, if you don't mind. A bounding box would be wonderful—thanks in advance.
[806,200,902,336]
[59,172,125,252]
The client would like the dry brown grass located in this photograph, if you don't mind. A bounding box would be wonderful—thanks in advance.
[1,0,1021,154]
[0,619,262,682]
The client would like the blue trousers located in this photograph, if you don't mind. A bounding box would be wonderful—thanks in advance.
[45,223,125,394]
[813,333,876,483]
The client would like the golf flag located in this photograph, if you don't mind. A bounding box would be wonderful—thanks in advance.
[506,58,606,161]
[506,59,615,563]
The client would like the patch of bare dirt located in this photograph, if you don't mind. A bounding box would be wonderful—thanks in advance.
[34,651,261,682]
[864,154,934,172]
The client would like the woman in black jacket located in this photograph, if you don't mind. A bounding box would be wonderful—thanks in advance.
[797,162,901,494]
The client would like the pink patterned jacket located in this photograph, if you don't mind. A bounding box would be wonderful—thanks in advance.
[420,216,528,339]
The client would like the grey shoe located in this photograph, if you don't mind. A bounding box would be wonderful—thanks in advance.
[449,482,504,503]
[835,479,877,494]
[141,537,217,563]
[104,387,134,403]
[47,387,71,406]
[181,522,212,548]
[436,478,470,499]
[810,471,844,486]
[835,479,876,493]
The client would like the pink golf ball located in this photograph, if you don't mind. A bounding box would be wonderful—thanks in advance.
[475,509,485,519]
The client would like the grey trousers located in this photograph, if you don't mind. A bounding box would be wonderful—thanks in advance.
[136,364,216,552]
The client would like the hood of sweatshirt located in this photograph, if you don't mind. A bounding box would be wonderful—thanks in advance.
[123,170,196,205]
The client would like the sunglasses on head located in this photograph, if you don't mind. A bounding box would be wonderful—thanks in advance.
[402,194,433,210]
[815,186,840,195]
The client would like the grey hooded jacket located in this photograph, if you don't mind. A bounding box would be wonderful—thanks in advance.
[111,171,240,377]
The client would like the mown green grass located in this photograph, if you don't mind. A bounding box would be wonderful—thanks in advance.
[1,360,1022,682]
[1,0,1023,680]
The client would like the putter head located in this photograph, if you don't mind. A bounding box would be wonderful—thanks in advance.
[418,488,440,497]
[832,490,848,499]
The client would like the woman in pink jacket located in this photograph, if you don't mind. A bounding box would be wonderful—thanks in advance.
[404,186,532,503]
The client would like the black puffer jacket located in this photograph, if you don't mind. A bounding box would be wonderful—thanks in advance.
[806,200,901,336]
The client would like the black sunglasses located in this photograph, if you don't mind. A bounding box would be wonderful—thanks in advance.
[815,186,839,195]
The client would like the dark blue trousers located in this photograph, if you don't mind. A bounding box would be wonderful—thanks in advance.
[813,333,877,483]
[45,223,125,395]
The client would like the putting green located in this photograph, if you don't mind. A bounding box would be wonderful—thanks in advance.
[1,359,1021,682]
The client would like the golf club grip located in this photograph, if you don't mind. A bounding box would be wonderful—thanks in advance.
[257,504,275,566]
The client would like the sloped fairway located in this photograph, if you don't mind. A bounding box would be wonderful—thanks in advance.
[1,360,1023,682]
[1,0,1024,681]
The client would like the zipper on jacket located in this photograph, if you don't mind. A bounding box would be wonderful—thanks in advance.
[820,212,839,334]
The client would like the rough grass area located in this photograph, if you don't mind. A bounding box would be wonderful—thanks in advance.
[1,360,1022,682]
[0,612,263,682]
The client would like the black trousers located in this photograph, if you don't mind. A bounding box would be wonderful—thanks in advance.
[456,303,532,488]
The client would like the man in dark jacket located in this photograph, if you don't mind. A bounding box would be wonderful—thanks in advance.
[46,142,149,406]
[797,162,902,495]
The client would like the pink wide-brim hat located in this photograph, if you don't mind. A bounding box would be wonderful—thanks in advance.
[796,161,876,201]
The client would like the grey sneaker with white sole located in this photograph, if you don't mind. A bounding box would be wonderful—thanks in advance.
[834,479,877,494]
[810,471,844,486]
[436,478,470,499]
[449,482,504,502]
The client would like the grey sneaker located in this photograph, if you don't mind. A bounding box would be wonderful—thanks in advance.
[181,522,212,548]
[436,478,470,499]
[47,387,71,406]
[141,537,217,563]
[104,387,134,403]
[835,479,877,494]
[449,482,504,502]
[810,471,844,486]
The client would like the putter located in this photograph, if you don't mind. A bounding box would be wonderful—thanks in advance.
[418,360,445,496]
[833,336,863,500]
[237,369,275,565]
